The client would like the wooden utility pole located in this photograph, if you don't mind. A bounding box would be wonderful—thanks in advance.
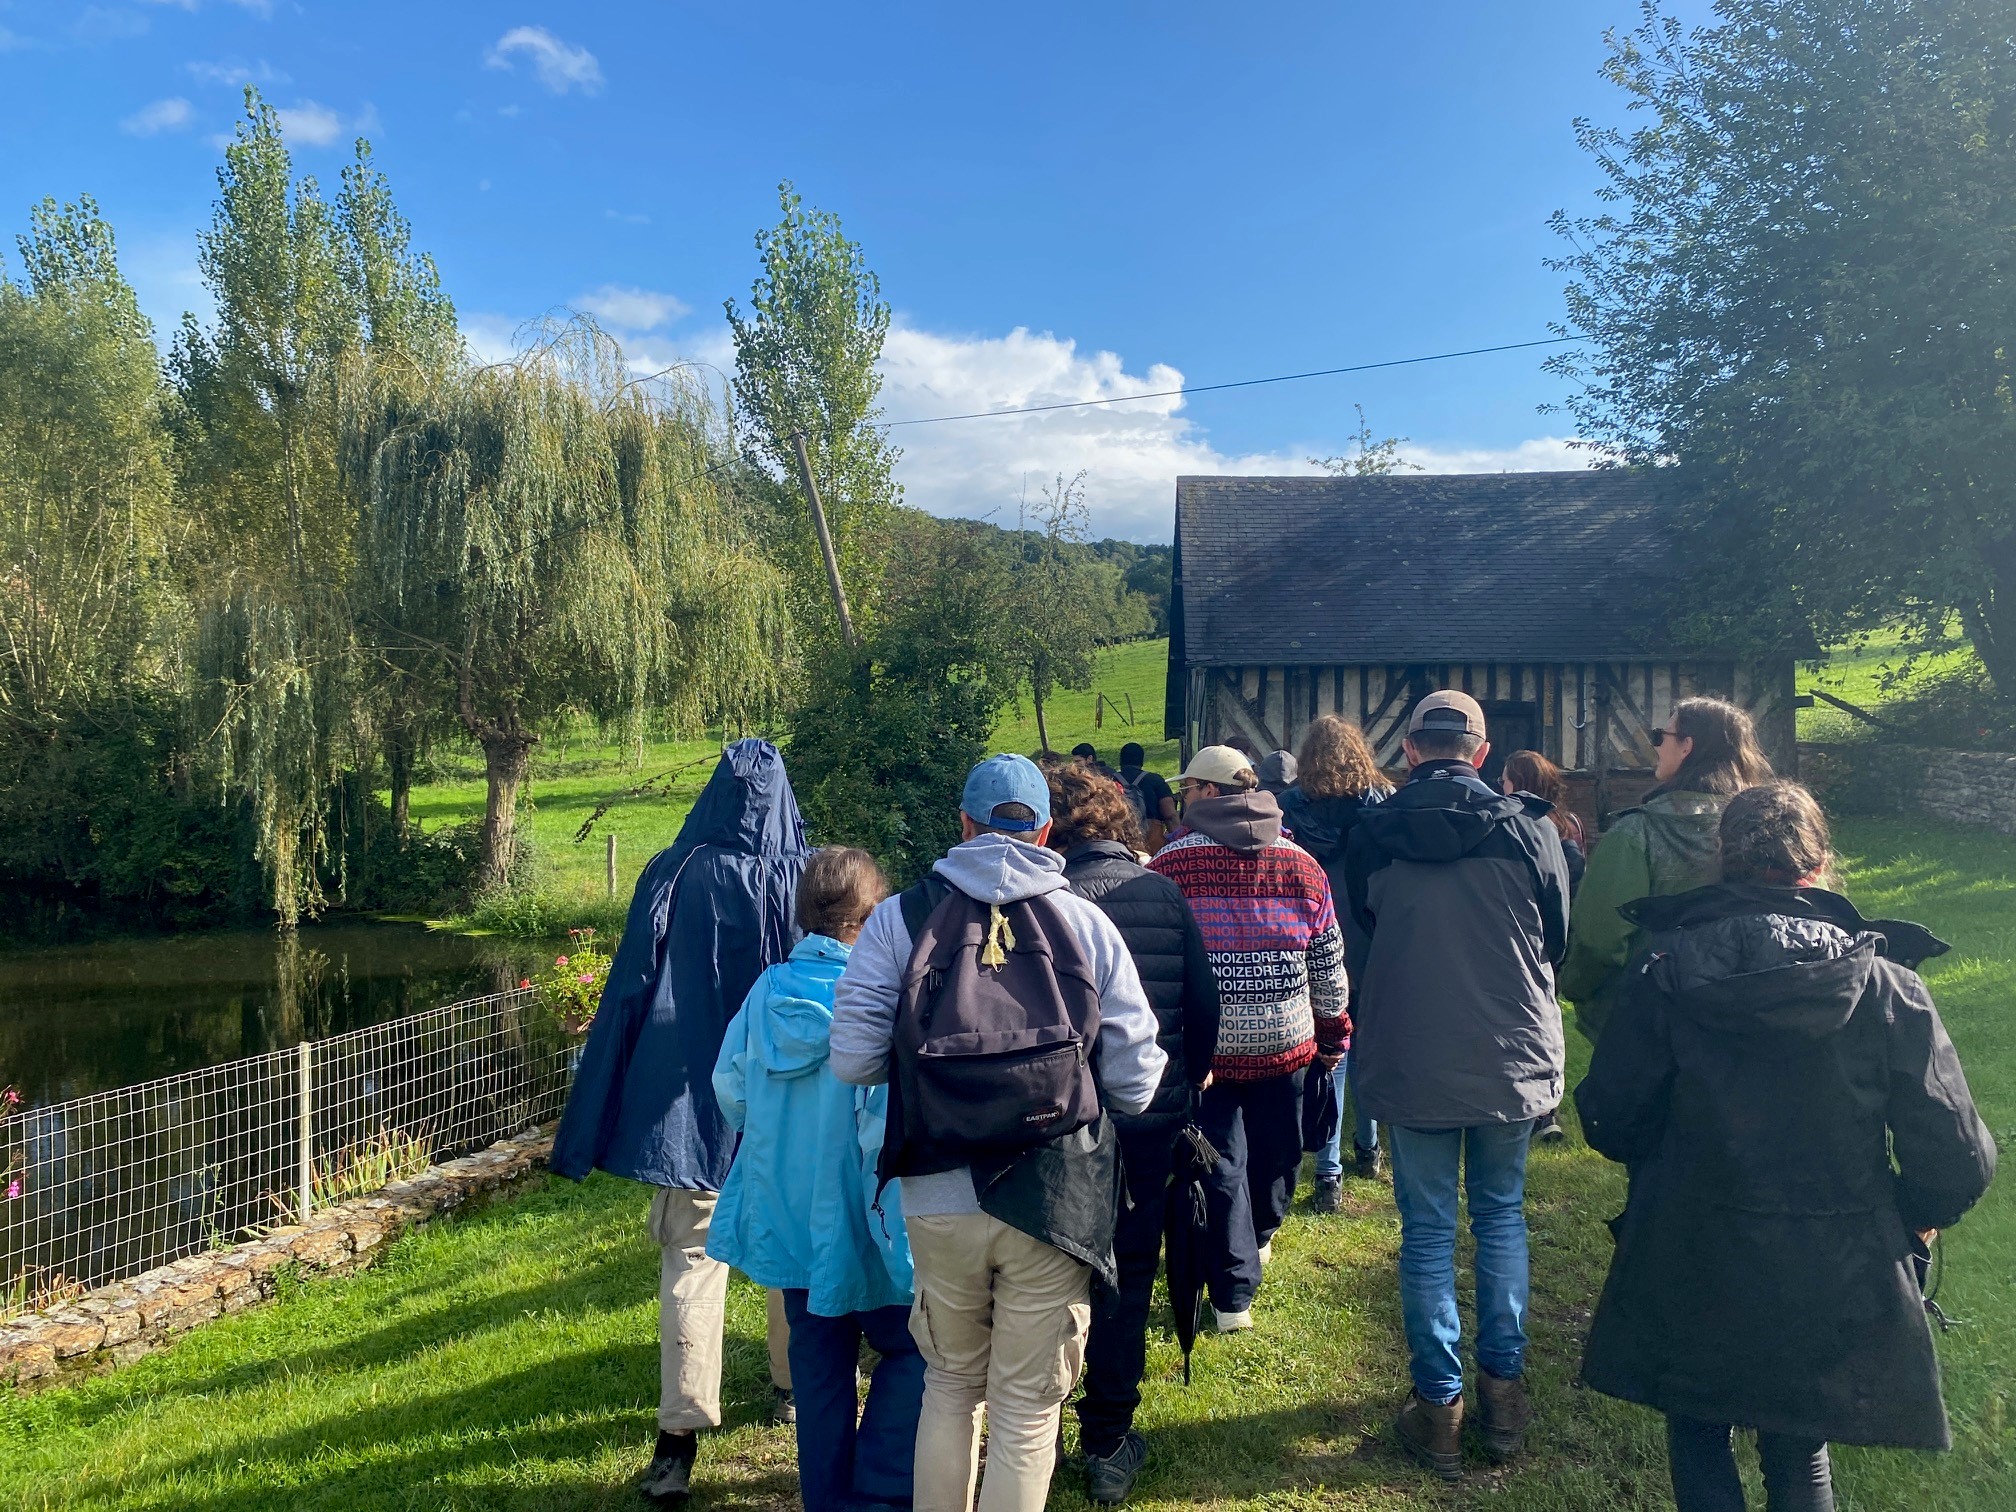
[789,430,858,653]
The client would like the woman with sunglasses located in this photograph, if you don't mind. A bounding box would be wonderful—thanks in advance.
[1559,697,1772,1044]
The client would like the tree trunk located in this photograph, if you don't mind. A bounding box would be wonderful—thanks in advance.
[478,728,535,889]
[1964,558,2016,701]
[387,727,413,841]
[1033,688,1052,756]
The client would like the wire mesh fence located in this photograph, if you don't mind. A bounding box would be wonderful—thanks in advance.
[1,987,573,1311]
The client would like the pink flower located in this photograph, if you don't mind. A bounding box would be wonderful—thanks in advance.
[578,972,594,984]
[555,955,569,968]
[5,1180,19,1200]
[518,978,532,989]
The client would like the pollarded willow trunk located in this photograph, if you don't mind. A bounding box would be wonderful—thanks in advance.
[387,726,413,839]
[477,727,536,889]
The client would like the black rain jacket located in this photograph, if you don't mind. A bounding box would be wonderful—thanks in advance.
[1278,785,1386,980]
[1576,883,1996,1449]
[1061,839,1220,1128]
[1342,759,1572,1127]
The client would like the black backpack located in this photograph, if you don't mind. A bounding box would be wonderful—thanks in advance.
[879,876,1102,1179]
[1118,770,1151,829]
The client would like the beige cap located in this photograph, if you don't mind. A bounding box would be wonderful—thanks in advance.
[1180,744,1258,786]
[1407,689,1486,738]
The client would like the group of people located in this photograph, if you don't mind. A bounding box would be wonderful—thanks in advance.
[550,689,1996,1512]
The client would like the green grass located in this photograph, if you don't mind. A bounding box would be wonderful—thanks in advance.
[5,813,2010,1509]
[409,640,1180,934]
[1798,628,1974,743]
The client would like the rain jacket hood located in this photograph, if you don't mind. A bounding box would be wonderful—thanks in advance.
[1277,786,1386,864]
[1180,790,1282,854]
[932,833,1069,903]
[1354,759,1550,864]
[551,739,810,1191]
[707,934,913,1314]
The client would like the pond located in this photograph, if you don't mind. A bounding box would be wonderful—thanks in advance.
[0,921,545,1109]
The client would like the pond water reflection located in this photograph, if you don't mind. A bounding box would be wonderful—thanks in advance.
[0,922,544,1107]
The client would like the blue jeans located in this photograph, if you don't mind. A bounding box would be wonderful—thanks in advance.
[1386,1121,1534,1403]
[781,1291,925,1512]
[1313,1052,1379,1178]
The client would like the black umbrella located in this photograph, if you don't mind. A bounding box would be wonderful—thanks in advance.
[1301,1060,1340,1155]
[1163,1122,1222,1385]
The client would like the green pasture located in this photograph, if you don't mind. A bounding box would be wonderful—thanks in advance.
[4,815,2009,1510]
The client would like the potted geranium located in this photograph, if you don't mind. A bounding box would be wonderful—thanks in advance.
[536,927,613,1035]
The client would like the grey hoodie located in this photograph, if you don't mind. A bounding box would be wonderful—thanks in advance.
[830,834,1166,1217]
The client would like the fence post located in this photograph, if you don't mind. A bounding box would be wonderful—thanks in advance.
[297,1038,314,1226]
[606,832,618,898]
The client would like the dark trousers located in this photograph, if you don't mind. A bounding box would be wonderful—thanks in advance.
[1076,1119,1180,1457]
[1197,1066,1307,1313]
[1667,1416,1835,1512]
[781,1291,925,1512]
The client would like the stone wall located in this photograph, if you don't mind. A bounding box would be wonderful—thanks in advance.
[0,1127,553,1390]
[1800,742,2016,837]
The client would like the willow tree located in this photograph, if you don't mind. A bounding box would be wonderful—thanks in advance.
[346,321,785,885]
[173,89,455,923]
[726,182,901,649]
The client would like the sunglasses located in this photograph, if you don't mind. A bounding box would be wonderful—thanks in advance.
[1650,727,1682,746]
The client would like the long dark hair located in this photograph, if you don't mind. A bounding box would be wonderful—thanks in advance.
[1654,696,1774,798]
[1502,750,1583,845]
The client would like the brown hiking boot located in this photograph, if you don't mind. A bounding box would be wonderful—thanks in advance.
[1476,1370,1533,1461]
[1396,1389,1464,1481]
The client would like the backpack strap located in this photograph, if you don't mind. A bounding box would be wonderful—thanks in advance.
[899,873,951,941]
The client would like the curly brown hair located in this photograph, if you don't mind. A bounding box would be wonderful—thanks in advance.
[1045,759,1144,852]
[1720,781,1832,886]
[1296,715,1386,800]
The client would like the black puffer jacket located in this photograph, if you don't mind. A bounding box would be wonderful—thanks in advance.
[1062,839,1220,1127]
[1278,785,1385,977]
[1576,884,1996,1449]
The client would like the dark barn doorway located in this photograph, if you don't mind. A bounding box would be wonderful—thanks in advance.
[1477,701,1540,789]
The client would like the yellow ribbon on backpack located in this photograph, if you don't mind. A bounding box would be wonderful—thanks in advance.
[979,903,1016,968]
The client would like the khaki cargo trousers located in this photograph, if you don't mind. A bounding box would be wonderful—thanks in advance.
[906,1212,1094,1512]
[648,1187,792,1432]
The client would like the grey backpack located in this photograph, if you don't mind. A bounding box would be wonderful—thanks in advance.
[878,877,1102,1178]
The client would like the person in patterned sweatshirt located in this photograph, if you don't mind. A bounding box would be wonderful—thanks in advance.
[1149,744,1350,1331]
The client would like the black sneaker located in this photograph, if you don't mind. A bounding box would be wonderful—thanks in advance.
[770,1386,797,1426]
[1535,1111,1567,1144]
[1084,1430,1148,1504]
[1313,1175,1343,1213]
[641,1430,697,1504]
[1354,1143,1383,1180]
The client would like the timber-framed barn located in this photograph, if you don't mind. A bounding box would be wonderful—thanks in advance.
[1163,471,1799,822]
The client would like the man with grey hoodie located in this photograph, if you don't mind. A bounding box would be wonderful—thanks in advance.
[831,754,1165,1512]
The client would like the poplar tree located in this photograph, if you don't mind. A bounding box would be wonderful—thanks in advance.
[726,182,901,648]
[173,90,455,923]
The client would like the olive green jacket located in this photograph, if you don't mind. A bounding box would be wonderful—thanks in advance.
[1559,790,1729,1042]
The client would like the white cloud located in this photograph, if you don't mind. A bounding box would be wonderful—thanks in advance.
[486,26,602,95]
[120,96,193,136]
[273,100,345,146]
[575,285,688,331]
[186,58,288,87]
[877,325,1589,540]
[74,8,150,43]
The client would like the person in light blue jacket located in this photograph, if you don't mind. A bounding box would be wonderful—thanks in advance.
[709,847,920,1512]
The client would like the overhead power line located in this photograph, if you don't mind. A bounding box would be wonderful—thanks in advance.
[881,335,1577,428]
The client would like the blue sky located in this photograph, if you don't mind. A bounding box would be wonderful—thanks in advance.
[0,1,1713,538]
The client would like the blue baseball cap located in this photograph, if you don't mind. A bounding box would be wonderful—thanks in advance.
[961,754,1052,833]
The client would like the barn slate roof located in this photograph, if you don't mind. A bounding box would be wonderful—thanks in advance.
[1174,470,1691,665]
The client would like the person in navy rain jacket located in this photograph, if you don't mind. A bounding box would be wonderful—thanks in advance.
[551,738,810,1505]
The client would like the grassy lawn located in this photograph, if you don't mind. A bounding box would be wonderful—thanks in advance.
[408,640,1181,932]
[4,814,2009,1509]
[1797,627,1974,743]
